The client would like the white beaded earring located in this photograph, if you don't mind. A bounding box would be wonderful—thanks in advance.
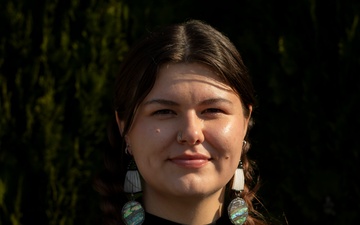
[228,161,248,225]
[121,145,145,225]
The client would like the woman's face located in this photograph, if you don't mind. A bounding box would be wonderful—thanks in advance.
[118,62,251,200]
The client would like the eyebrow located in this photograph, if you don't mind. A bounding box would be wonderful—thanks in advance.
[143,99,179,106]
[200,98,233,105]
[143,98,233,106]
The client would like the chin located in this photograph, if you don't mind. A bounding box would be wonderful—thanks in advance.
[170,183,217,197]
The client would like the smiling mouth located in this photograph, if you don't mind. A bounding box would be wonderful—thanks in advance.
[169,155,212,169]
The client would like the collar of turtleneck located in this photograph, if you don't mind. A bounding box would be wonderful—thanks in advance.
[142,211,232,225]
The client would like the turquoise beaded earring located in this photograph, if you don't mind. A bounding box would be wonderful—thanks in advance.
[121,145,145,225]
[227,159,248,225]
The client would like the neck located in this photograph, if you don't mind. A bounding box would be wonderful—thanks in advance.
[143,187,225,225]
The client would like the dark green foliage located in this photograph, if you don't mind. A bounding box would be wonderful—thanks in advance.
[1,0,359,225]
[0,0,129,224]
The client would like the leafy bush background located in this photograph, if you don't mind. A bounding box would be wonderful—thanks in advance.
[1,0,359,224]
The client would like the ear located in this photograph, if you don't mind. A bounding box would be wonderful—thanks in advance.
[115,111,125,136]
[243,105,253,139]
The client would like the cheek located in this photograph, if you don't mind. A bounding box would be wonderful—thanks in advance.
[207,120,245,156]
[129,122,172,156]
[220,120,245,142]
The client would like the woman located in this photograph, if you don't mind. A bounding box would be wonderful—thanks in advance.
[95,19,267,225]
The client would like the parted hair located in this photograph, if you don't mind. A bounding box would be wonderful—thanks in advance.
[94,19,267,225]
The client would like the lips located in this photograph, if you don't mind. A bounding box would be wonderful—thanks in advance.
[169,154,211,168]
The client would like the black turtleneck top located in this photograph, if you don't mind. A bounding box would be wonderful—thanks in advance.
[142,211,233,225]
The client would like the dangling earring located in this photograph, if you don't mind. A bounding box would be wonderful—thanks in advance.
[228,161,248,225]
[121,154,145,225]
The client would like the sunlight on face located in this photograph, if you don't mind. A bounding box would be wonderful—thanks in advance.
[124,62,250,201]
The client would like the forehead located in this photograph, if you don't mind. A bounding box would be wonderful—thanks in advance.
[155,62,231,90]
[142,63,241,103]
[159,62,216,77]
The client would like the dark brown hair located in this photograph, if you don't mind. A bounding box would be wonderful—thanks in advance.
[94,19,266,225]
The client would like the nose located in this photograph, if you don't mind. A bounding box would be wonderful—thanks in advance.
[177,111,205,145]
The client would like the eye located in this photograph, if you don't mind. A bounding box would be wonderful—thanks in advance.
[152,109,176,116]
[202,108,224,114]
